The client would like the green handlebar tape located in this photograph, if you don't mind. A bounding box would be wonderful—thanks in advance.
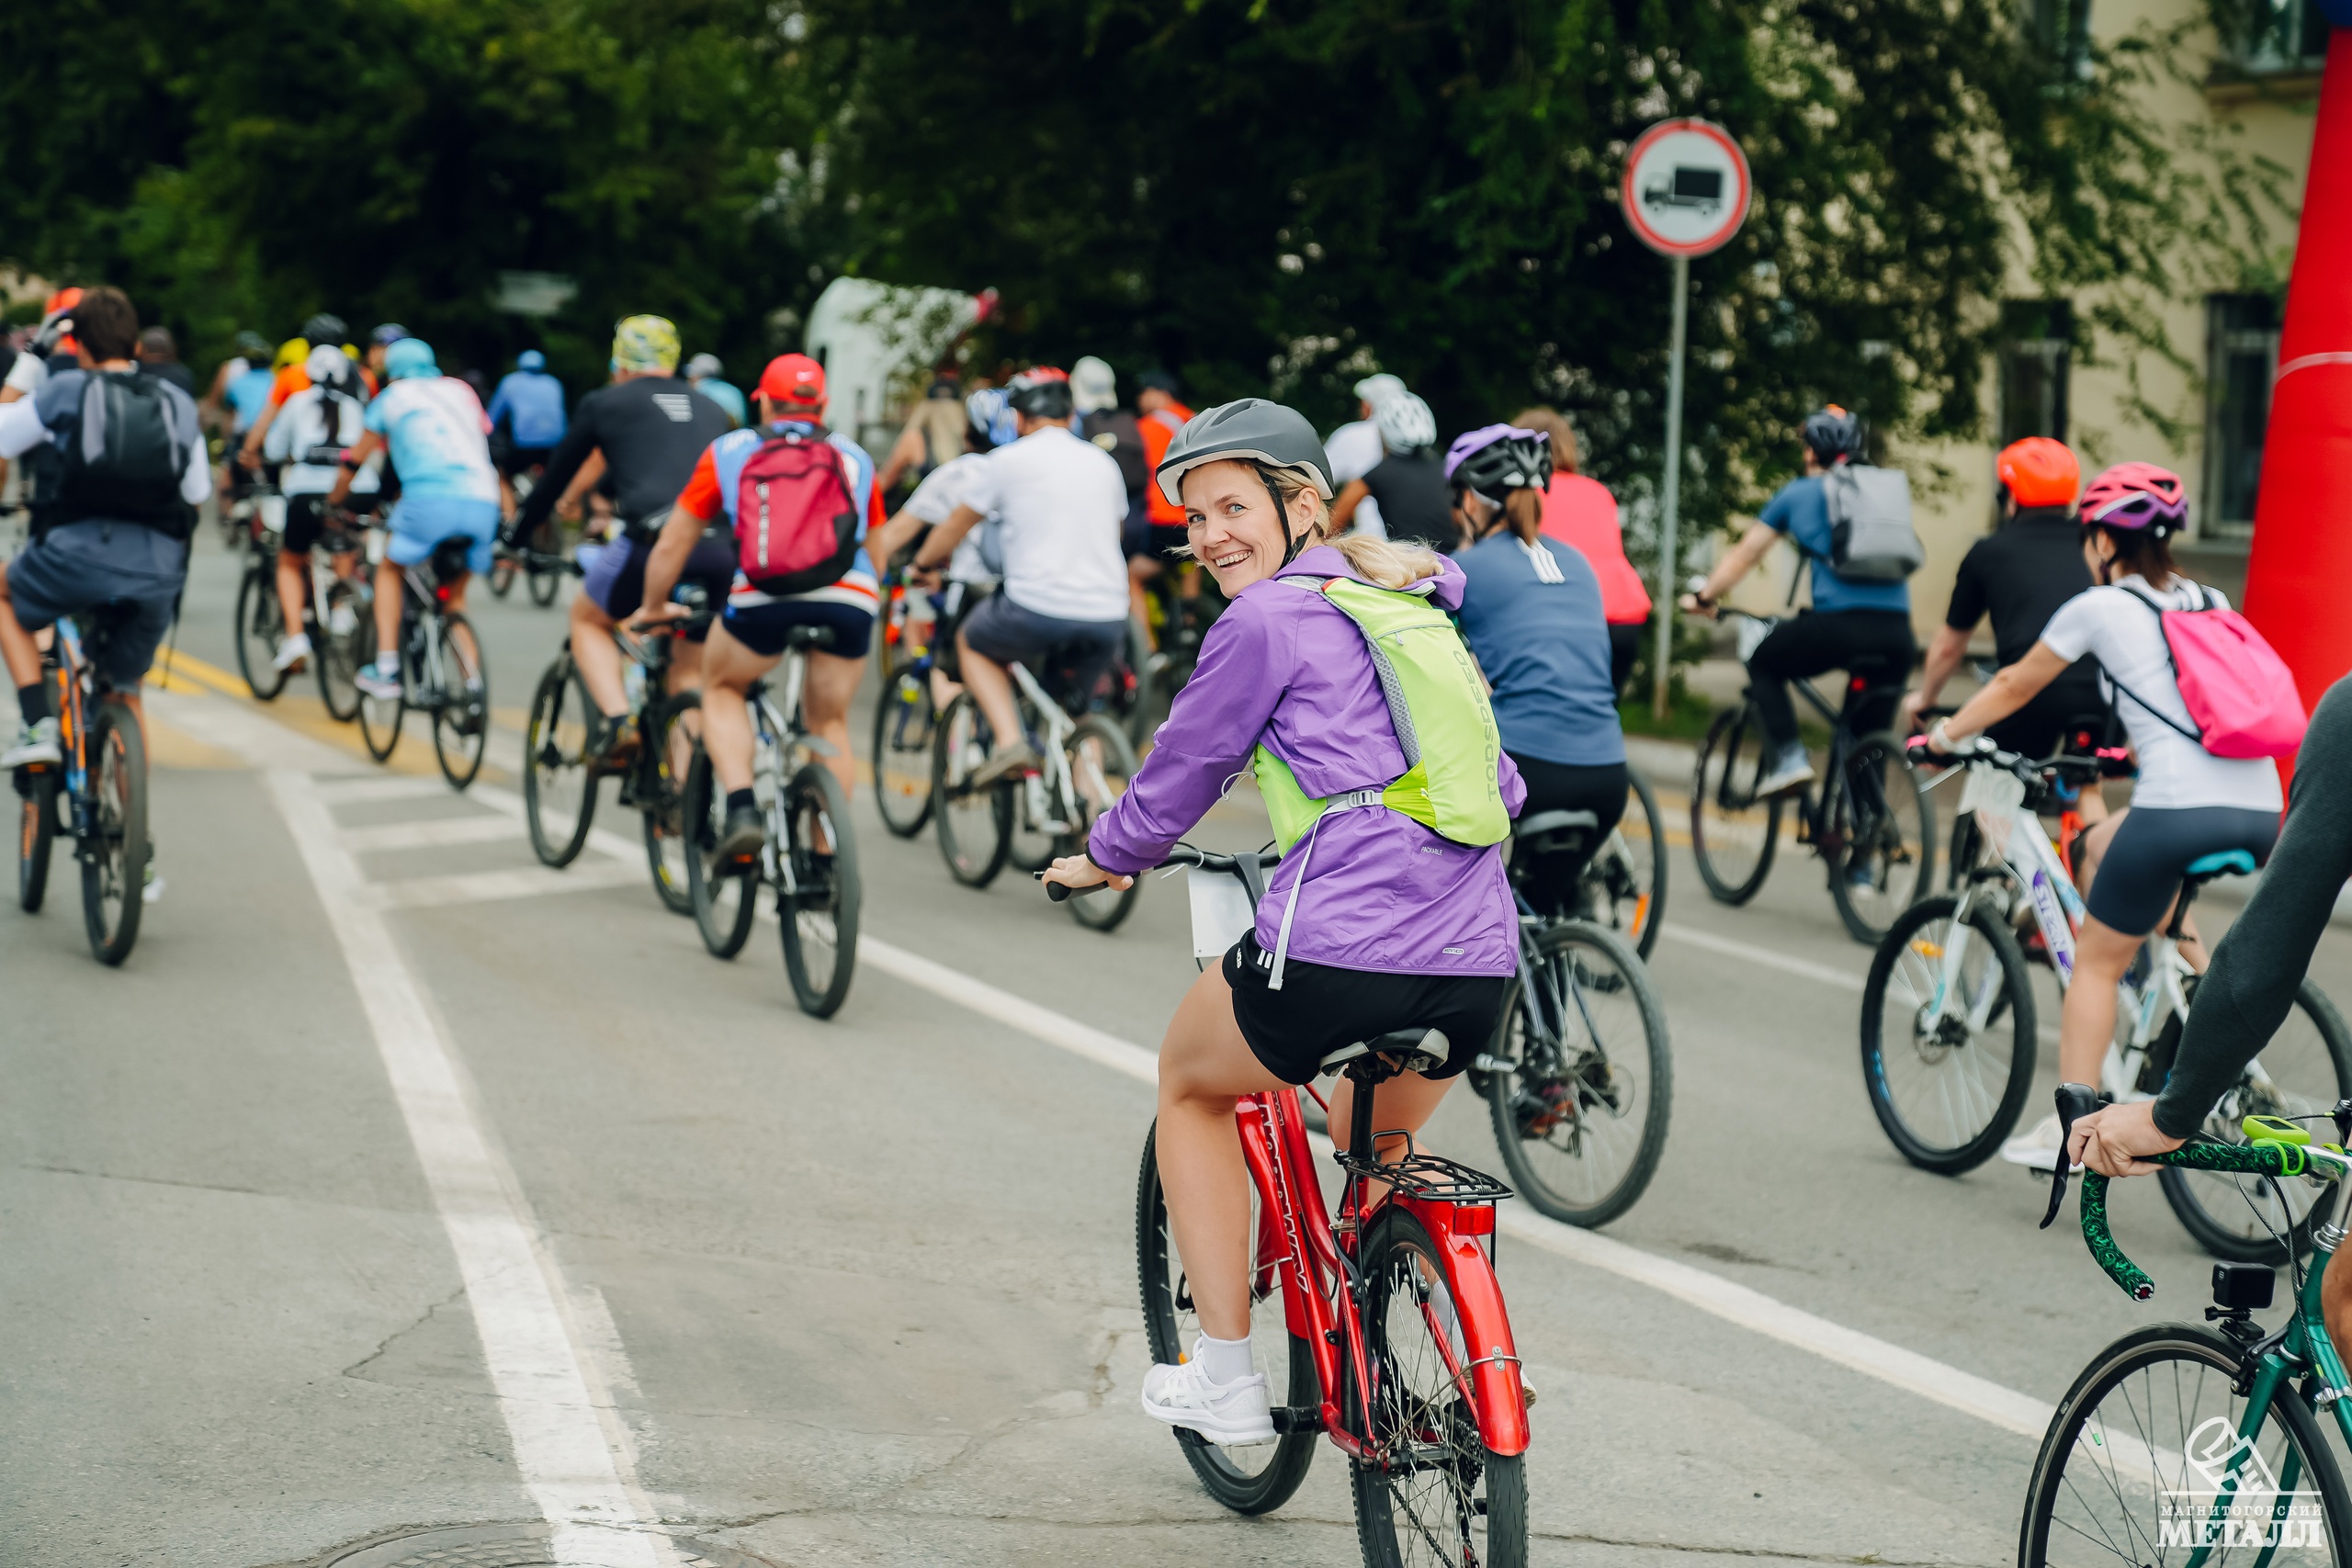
[2079,1175,2155,1301]
[2081,1141,2297,1301]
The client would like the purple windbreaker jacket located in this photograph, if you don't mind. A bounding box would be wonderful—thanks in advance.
[1088,546,1524,977]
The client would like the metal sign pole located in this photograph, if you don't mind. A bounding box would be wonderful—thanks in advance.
[1651,254,1690,723]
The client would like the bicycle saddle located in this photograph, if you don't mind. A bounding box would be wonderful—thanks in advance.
[2185,849,2257,883]
[784,626,838,651]
[426,536,474,584]
[1319,1028,1451,1076]
[1514,809,1598,857]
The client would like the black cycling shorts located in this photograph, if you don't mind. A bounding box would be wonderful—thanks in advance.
[1222,930,1508,1086]
[1508,753,1630,919]
[2086,805,2278,937]
[279,493,356,558]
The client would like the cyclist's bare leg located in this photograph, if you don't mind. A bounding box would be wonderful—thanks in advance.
[798,648,865,801]
[2058,917,2143,1086]
[955,629,1023,753]
[275,549,311,639]
[370,559,403,663]
[664,635,704,697]
[0,562,42,687]
[697,625,780,795]
[441,572,479,674]
[571,592,629,717]
[1154,963,1290,1341]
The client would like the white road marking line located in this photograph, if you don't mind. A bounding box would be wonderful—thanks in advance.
[368,861,648,910]
[1659,921,1864,993]
[467,782,646,866]
[312,774,459,805]
[858,933,2054,1440]
[263,770,667,1567]
[344,815,521,853]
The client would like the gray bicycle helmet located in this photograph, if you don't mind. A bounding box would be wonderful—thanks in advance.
[300,312,348,346]
[1802,404,1863,464]
[1152,398,1335,506]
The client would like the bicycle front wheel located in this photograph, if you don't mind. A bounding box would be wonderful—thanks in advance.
[1858,895,2036,1173]
[2021,1324,2350,1567]
[684,743,758,959]
[1826,729,1933,943]
[778,761,859,1018]
[1690,705,1781,905]
[80,702,147,965]
[234,565,288,701]
[1482,919,1672,1226]
[523,658,597,866]
[871,664,937,838]
[429,614,489,790]
[17,766,59,912]
[356,619,403,762]
[1351,1205,1527,1568]
[2160,977,2352,1262]
[639,693,699,914]
[1135,1121,1318,1516]
[1061,714,1139,932]
[1584,768,1666,960]
[932,693,1012,888]
[315,579,365,721]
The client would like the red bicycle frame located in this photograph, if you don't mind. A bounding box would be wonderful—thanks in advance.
[1230,1084,1531,1461]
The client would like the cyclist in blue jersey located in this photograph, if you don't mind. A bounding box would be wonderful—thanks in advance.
[486,350,567,514]
[1448,424,1628,911]
[1680,406,1914,797]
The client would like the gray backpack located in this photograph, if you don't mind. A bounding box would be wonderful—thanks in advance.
[1818,463,1924,583]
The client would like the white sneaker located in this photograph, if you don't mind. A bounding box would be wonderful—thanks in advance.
[326,602,359,637]
[1141,1343,1273,1445]
[141,862,164,906]
[2,716,62,769]
[272,632,313,671]
[356,664,402,701]
[1754,744,1815,797]
[2000,1112,2073,1173]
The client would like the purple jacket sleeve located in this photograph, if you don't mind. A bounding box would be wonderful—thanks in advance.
[1499,748,1526,817]
[1087,591,1292,876]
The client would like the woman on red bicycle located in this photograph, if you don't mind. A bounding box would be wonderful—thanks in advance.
[1923,461,2284,1170]
[1042,400,1522,1444]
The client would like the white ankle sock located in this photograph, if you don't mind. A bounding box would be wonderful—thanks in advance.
[374,654,399,675]
[1195,1333,1254,1385]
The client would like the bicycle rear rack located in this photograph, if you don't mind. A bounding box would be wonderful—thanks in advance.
[1333,1133,1513,1204]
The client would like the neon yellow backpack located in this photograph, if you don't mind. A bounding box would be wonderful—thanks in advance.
[1250,574,1509,986]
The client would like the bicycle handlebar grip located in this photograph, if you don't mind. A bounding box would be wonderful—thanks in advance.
[2082,1143,2295,1301]
[1035,871,1111,902]
[2078,1175,2154,1301]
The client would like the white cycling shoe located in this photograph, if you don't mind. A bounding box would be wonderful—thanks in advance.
[1142,1344,1273,1445]
[2001,1112,2073,1173]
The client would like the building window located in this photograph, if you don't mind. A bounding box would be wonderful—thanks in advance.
[1997,300,2073,447]
[2204,293,2280,539]
[2233,0,2330,71]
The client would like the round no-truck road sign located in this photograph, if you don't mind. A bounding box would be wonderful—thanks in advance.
[1622,118,1750,257]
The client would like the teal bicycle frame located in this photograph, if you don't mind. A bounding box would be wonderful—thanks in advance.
[2081,1127,2352,1555]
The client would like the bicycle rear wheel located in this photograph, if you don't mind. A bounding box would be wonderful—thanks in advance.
[1583,768,1665,961]
[1135,1121,1318,1516]
[2020,1324,2350,1567]
[523,657,597,866]
[429,614,489,790]
[356,619,404,762]
[639,693,699,914]
[234,565,288,701]
[778,761,859,1017]
[1858,894,2036,1173]
[684,743,758,959]
[1060,714,1138,932]
[1690,704,1781,905]
[1482,919,1672,1226]
[1826,729,1933,944]
[79,703,147,965]
[17,766,59,912]
[1351,1205,1526,1568]
[932,693,1012,887]
[527,562,560,607]
[315,579,365,721]
[871,664,937,838]
[2159,977,2352,1262]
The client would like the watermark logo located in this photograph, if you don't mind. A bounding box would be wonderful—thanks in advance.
[2157,1416,2328,1550]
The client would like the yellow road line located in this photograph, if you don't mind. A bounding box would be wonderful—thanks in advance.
[152,648,250,699]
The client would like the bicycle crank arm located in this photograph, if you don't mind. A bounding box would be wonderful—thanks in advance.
[1270,1405,1325,1436]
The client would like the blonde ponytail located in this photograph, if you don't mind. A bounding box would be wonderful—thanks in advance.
[1328,533,1446,590]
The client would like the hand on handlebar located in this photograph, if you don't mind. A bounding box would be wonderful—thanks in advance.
[1677,591,1719,621]
[1036,852,1133,901]
[2067,1100,2185,1178]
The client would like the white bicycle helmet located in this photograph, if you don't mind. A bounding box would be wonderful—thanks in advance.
[1374,391,1438,455]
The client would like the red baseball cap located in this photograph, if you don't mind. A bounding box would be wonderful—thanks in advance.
[759,353,826,407]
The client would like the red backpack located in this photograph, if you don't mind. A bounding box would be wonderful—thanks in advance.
[731,425,861,594]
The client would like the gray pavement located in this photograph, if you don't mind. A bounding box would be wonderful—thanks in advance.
[7,525,2352,1566]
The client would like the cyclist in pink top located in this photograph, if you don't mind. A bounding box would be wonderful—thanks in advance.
[1515,408,1650,693]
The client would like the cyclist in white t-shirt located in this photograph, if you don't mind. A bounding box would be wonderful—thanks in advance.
[1322,371,1407,539]
[892,389,1012,703]
[1923,463,2283,1169]
[906,367,1129,784]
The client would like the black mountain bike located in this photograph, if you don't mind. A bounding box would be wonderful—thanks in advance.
[355,534,491,789]
[229,491,370,720]
[16,609,149,964]
[1689,609,1932,944]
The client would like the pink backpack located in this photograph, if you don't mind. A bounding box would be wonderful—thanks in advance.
[2111,586,2307,760]
[732,426,861,594]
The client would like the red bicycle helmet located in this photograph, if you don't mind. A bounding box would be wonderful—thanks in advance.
[2078,461,2188,537]
[1996,437,2078,509]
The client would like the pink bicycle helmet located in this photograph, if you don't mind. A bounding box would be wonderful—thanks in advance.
[2078,461,2188,537]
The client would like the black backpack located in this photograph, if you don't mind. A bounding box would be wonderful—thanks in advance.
[53,369,199,538]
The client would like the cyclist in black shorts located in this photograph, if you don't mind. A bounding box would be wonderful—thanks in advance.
[1901,436,2108,811]
[504,315,733,765]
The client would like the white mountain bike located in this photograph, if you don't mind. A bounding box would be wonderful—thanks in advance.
[1858,737,2352,1260]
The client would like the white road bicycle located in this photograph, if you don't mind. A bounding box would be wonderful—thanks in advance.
[1858,738,2352,1260]
[682,626,861,1018]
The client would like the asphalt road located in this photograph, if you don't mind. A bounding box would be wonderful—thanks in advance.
[7,524,2352,1568]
